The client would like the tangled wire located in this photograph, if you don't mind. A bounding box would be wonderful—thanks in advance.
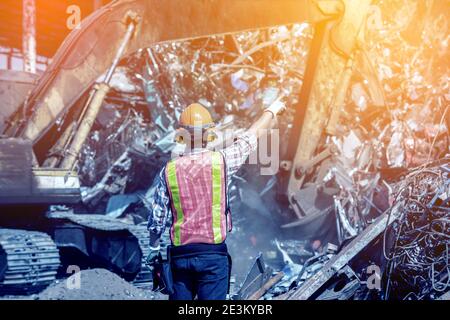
[383,162,450,300]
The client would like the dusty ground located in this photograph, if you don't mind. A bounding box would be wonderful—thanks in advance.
[3,269,167,300]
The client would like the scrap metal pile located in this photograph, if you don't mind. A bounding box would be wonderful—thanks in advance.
[361,0,449,169]
[77,23,314,219]
[67,0,449,300]
[383,163,450,300]
[310,0,449,243]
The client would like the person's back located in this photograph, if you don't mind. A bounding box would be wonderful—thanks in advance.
[146,101,285,300]
[165,150,229,246]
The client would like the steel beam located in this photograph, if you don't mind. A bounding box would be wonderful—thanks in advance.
[286,208,399,300]
[22,0,37,73]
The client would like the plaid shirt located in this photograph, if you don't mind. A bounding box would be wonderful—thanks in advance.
[146,132,258,238]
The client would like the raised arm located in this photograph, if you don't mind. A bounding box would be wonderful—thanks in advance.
[247,100,285,138]
[218,99,286,176]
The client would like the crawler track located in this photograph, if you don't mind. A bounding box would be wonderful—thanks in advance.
[47,211,154,288]
[128,225,152,289]
[0,229,60,295]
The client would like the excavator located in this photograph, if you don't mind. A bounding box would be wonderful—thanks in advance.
[0,0,380,294]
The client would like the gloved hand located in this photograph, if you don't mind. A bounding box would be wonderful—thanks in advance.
[265,99,286,117]
[145,245,160,269]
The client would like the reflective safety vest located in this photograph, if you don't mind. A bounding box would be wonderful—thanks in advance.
[165,150,231,246]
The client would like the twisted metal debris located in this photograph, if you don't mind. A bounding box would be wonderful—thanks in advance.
[383,162,450,300]
[73,1,448,300]
[78,23,314,213]
[317,0,449,245]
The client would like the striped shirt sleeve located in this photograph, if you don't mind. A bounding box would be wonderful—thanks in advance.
[146,166,172,237]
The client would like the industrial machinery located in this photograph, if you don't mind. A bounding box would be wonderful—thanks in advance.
[0,0,386,294]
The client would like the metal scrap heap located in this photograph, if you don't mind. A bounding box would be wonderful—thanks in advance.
[73,0,448,301]
[0,0,446,300]
[383,163,450,300]
[77,23,314,217]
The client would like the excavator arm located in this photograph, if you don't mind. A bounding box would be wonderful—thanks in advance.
[284,0,375,218]
[5,0,323,144]
[2,0,381,217]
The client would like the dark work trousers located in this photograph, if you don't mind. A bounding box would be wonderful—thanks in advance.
[169,253,230,300]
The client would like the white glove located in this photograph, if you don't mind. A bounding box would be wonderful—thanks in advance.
[265,100,286,117]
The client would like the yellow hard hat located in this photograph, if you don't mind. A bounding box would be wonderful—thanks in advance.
[179,103,214,128]
[175,103,217,144]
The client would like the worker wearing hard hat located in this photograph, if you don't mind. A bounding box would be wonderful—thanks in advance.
[146,100,285,300]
